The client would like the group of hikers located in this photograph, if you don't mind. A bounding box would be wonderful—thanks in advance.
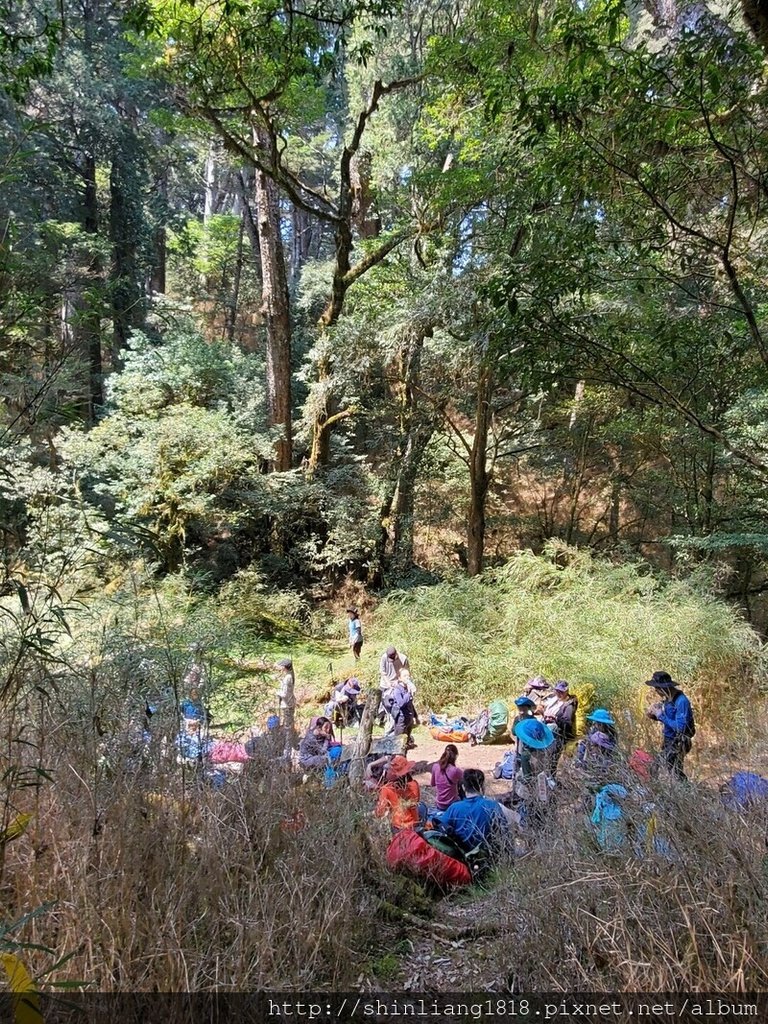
[165,631,709,889]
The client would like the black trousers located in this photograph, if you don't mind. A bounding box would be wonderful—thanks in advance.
[662,736,691,780]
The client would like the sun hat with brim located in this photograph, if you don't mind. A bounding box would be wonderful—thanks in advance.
[513,718,555,750]
[276,658,293,669]
[514,696,536,709]
[386,754,417,780]
[586,708,615,726]
[644,670,677,689]
[526,676,549,690]
[554,680,570,693]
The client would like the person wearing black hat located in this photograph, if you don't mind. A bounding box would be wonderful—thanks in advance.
[346,608,363,661]
[645,670,695,781]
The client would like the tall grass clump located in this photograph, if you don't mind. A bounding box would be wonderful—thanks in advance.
[368,544,764,713]
[1,701,402,991]
[494,778,768,991]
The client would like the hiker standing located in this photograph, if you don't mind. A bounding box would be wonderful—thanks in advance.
[379,646,409,687]
[378,646,410,729]
[544,680,578,773]
[346,608,364,661]
[645,670,695,781]
[275,657,297,755]
[383,678,419,749]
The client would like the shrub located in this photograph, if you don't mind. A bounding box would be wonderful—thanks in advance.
[366,544,764,715]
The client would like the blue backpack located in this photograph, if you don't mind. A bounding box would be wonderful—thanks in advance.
[493,750,518,781]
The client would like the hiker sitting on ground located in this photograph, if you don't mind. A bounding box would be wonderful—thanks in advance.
[524,675,551,709]
[575,709,618,773]
[176,718,212,762]
[244,715,282,758]
[298,716,333,771]
[375,755,423,830]
[512,716,555,783]
[512,695,537,728]
[433,768,508,859]
[346,607,364,661]
[364,754,391,792]
[645,670,695,781]
[179,688,209,723]
[544,680,578,772]
[430,744,465,812]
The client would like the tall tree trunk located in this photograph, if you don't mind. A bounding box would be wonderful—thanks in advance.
[81,153,103,420]
[150,166,167,295]
[225,214,245,343]
[391,423,434,572]
[109,131,144,358]
[390,325,433,573]
[253,126,292,472]
[467,365,493,577]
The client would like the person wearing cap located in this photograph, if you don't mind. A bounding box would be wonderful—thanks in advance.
[375,755,422,830]
[512,695,537,728]
[433,768,508,859]
[645,670,695,780]
[346,608,364,661]
[544,680,579,773]
[379,646,410,688]
[299,716,333,771]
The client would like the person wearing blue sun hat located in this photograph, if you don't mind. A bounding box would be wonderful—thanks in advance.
[512,717,555,783]
[576,708,619,775]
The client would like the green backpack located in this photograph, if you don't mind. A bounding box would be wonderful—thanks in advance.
[486,700,510,742]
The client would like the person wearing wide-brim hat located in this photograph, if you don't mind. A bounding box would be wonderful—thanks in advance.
[543,681,578,774]
[576,708,618,775]
[512,717,555,783]
[645,670,695,781]
[375,755,423,831]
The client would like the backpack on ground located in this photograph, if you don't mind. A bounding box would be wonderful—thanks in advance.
[485,700,510,743]
[493,750,518,781]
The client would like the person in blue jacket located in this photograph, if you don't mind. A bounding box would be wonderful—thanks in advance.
[645,670,695,781]
[433,768,508,858]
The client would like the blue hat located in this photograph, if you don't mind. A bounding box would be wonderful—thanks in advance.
[514,696,536,709]
[266,715,280,730]
[586,708,615,726]
[513,718,555,750]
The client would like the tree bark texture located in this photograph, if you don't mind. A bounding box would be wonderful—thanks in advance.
[253,126,292,471]
[467,365,493,577]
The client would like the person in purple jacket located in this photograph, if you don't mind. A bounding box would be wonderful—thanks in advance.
[430,744,465,811]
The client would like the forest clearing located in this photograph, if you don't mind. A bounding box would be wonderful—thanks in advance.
[4,0,768,1013]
